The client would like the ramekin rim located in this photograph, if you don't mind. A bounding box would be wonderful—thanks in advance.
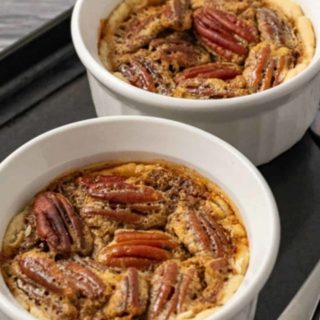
[71,0,320,113]
[0,116,280,320]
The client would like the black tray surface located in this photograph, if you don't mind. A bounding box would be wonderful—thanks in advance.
[1,71,320,320]
[0,15,319,320]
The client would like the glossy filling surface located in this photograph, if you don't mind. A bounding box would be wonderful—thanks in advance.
[99,0,315,99]
[1,161,249,320]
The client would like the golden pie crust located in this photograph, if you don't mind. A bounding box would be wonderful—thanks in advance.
[1,161,249,320]
[99,0,315,99]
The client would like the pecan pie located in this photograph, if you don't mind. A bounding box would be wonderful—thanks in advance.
[99,0,315,99]
[1,161,249,320]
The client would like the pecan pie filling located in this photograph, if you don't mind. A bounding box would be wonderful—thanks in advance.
[1,161,249,319]
[99,0,315,99]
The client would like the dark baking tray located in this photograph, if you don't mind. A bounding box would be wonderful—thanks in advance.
[0,11,319,320]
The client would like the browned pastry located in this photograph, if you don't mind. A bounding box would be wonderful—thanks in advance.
[99,0,315,99]
[2,160,249,319]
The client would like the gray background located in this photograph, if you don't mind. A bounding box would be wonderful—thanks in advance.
[0,0,75,52]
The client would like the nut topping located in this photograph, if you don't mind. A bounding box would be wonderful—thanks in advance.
[105,268,149,318]
[81,207,143,224]
[80,174,165,224]
[257,8,297,49]
[167,208,230,256]
[100,244,171,260]
[149,35,210,69]
[34,192,93,256]
[87,179,162,203]
[189,211,230,257]
[161,0,192,31]
[175,62,242,82]
[115,230,178,249]
[148,261,200,319]
[64,261,107,299]
[118,55,174,95]
[97,230,177,269]
[119,58,157,93]
[99,0,313,98]
[208,8,258,43]
[194,7,257,63]
[17,252,73,297]
[244,43,293,92]
[148,260,179,319]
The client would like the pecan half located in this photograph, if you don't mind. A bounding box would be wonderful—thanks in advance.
[64,261,107,299]
[167,209,230,257]
[17,252,74,297]
[194,7,258,63]
[149,35,210,69]
[148,261,200,319]
[81,207,143,225]
[243,43,293,92]
[114,230,178,249]
[87,177,162,203]
[118,54,174,95]
[100,244,171,260]
[97,230,177,269]
[80,174,165,224]
[175,62,242,82]
[257,8,297,49]
[34,192,93,256]
[161,0,192,31]
[148,260,179,319]
[189,211,230,257]
[105,268,149,318]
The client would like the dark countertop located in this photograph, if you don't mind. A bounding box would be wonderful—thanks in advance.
[0,0,74,52]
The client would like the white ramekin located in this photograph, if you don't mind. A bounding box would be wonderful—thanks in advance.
[0,116,279,320]
[71,0,320,166]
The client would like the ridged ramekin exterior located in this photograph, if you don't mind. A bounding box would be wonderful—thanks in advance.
[88,72,320,165]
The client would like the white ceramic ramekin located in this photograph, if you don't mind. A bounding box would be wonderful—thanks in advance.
[0,116,279,320]
[71,0,320,166]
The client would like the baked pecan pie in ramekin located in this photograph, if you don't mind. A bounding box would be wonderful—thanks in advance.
[99,0,315,99]
[1,161,249,320]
